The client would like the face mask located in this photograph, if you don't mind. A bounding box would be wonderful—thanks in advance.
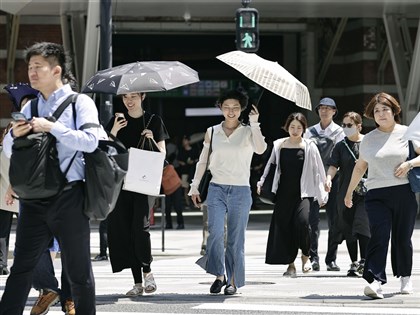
[343,126,358,137]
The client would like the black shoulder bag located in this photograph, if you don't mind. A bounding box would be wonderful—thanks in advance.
[80,123,128,220]
[198,127,213,203]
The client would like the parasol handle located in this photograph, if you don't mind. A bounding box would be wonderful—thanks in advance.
[255,88,265,107]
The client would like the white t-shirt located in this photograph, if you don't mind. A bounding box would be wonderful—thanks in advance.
[360,124,420,190]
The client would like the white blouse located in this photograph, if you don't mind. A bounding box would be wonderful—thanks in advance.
[189,122,267,194]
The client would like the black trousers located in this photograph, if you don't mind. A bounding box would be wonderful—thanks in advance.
[165,187,184,227]
[309,175,342,264]
[0,183,95,315]
[363,184,417,284]
[0,210,14,268]
[98,219,108,256]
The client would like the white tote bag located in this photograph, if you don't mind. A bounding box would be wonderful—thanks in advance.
[123,147,165,196]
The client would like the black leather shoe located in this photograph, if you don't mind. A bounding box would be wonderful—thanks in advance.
[92,254,108,262]
[224,284,237,295]
[311,261,320,271]
[210,276,226,294]
[326,261,340,271]
[0,266,9,275]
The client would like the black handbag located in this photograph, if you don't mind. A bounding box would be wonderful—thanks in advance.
[198,127,213,202]
[259,162,276,205]
[408,141,420,193]
[82,129,128,220]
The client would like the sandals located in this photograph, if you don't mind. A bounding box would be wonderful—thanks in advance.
[301,255,312,273]
[283,265,297,278]
[144,272,157,293]
[126,283,143,296]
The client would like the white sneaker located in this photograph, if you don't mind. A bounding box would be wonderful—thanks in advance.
[364,280,384,299]
[144,272,157,294]
[125,283,144,296]
[400,276,413,294]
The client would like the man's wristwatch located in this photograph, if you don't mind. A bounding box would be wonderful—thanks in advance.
[407,161,414,170]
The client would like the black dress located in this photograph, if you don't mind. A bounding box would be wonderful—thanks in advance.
[265,148,311,265]
[328,138,370,239]
[106,112,169,273]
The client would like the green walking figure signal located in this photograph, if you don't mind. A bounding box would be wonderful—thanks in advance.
[235,6,259,53]
[242,33,254,48]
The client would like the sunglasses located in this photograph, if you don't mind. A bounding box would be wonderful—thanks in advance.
[342,123,354,128]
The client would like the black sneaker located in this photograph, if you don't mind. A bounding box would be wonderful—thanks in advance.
[347,262,359,277]
[326,261,340,271]
[311,261,320,271]
[357,259,365,275]
[0,266,9,275]
[92,254,108,261]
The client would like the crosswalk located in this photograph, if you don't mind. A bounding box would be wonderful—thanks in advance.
[25,304,420,315]
[3,223,420,314]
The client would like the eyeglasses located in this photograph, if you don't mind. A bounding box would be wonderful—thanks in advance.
[342,123,354,128]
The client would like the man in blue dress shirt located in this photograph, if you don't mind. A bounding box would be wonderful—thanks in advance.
[0,42,99,315]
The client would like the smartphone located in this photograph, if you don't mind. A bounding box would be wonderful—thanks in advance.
[115,113,125,121]
[11,112,29,122]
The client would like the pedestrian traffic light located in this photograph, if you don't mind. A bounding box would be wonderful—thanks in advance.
[235,7,259,53]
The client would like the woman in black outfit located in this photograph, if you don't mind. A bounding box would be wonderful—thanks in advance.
[107,92,169,296]
[325,112,370,276]
[257,113,328,277]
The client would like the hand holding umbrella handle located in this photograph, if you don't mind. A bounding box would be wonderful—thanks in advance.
[249,104,260,123]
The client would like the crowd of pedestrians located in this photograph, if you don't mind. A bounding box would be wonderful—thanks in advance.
[0,40,419,315]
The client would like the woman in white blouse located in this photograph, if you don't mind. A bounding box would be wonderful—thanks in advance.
[189,89,267,295]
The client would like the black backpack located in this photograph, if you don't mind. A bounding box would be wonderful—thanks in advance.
[9,94,78,201]
[309,127,342,168]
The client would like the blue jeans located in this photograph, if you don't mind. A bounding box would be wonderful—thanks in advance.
[206,183,252,288]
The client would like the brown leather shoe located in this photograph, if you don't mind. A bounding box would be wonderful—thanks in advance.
[65,299,76,315]
[30,289,59,315]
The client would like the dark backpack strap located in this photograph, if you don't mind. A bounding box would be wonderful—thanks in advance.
[52,94,79,120]
[30,98,39,117]
[309,127,319,137]
[330,128,342,139]
[80,123,100,129]
[80,123,127,151]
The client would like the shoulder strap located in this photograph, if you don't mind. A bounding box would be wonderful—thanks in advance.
[144,114,155,129]
[204,127,214,170]
[30,98,39,117]
[52,94,79,120]
[330,127,342,139]
[80,123,126,150]
[309,127,319,137]
[341,139,357,161]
